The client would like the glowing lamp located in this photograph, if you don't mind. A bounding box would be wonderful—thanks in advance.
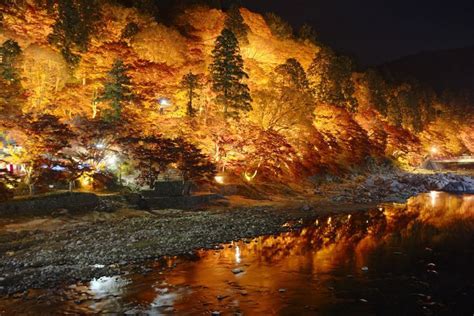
[430,146,438,155]
[105,154,118,167]
[79,174,94,189]
[158,98,172,108]
[244,170,257,182]
[214,175,225,184]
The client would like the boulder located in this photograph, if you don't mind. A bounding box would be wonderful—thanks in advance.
[442,181,474,194]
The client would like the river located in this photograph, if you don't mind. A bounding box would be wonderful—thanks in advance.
[1,192,473,315]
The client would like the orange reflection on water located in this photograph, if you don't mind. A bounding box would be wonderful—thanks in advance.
[1,193,473,315]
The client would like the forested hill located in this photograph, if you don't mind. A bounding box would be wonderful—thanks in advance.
[378,46,474,97]
[0,1,473,183]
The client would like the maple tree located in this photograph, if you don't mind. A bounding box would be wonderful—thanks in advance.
[7,114,75,195]
[0,0,471,196]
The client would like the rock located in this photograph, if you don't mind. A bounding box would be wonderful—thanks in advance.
[211,311,221,316]
[389,180,403,192]
[442,181,474,193]
[361,266,369,272]
[278,288,286,293]
[231,268,244,274]
[302,205,311,211]
[53,208,70,216]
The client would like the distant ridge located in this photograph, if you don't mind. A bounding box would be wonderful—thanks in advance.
[378,46,474,94]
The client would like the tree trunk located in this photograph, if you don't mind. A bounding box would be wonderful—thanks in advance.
[26,166,34,196]
[223,87,228,118]
[187,86,194,116]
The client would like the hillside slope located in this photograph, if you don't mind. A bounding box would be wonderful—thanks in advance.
[379,46,474,95]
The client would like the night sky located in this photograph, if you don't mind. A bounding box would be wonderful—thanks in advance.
[241,0,474,66]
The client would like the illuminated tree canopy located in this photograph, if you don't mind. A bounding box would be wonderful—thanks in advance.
[0,0,471,196]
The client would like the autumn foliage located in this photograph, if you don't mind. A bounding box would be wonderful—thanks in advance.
[0,1,472,197]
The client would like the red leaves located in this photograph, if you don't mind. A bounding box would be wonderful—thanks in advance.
[120,134,216,187]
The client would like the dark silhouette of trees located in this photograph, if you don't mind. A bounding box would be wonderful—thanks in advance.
[121,135,215,188]
[275,58,311,93]
[298,23,318,44]
[224,5,250,44]
[180,72,203,117]
[48,0,100,67]
[175,137,216,181]
[308,46,357,112]
[14,114,75,195]
[0,39,24,116]
[263,12,293,39]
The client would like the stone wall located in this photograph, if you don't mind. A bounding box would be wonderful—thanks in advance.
[0,192,101,217]
[144,194,225,210]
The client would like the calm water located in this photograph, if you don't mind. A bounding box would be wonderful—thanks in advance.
[1,192,474,315]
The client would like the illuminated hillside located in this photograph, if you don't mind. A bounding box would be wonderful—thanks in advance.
[0,0,473,191]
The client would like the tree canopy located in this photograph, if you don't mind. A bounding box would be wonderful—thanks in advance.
[210,28,252,119]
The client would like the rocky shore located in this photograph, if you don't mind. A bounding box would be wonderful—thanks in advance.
[0,202,369,295]
[0,170,473,295]
[324,171,474,204]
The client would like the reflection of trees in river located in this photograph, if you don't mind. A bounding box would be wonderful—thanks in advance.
[5,193,472,315]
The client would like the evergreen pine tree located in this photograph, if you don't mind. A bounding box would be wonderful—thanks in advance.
[224,5,250,44]
[98,59,133,122]
[48,0,100,68]
[0,39,21,82]
[180,72,202,117]
[210,28,252,119]
[0,39,24,116]
[76,0,100,49]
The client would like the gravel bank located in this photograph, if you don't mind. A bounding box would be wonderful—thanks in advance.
[0,203,370,294]
[1,170,472,295]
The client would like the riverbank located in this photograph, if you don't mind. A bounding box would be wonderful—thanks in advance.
[0,170,473,295]
[0,200,375,295]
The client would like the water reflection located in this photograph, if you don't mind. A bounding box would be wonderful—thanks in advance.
[89,276,129,299]
[1,193,473,315]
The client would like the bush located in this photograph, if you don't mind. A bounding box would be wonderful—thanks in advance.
[0,182,13,202]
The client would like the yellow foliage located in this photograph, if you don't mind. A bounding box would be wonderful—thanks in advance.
[21,45,69,113]
[131,24,189,68]
[419,118,468,157]
[0,2,54,46]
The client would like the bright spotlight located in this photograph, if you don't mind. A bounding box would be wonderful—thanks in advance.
[214,175,224,184]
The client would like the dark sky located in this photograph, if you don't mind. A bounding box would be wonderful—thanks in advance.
[241,0,474,66]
